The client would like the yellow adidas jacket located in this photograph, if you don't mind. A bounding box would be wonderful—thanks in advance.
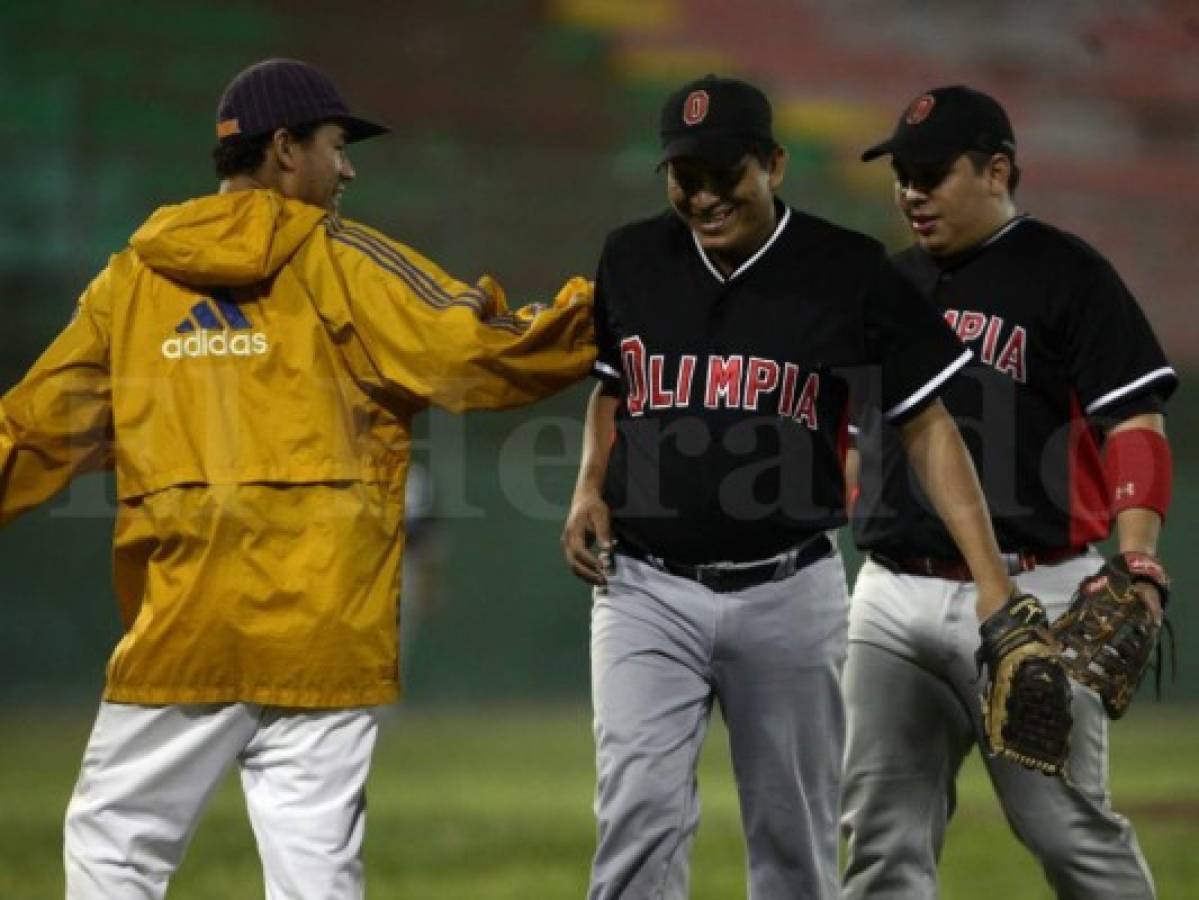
[0,189,594,707]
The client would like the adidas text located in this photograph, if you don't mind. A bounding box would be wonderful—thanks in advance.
[161,329,269,359]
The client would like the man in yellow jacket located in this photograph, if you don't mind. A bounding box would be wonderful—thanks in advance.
[0,58,594,898]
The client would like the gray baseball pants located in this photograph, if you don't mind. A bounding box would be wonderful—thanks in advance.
[588,547,848,900]
[841,552,1155,899]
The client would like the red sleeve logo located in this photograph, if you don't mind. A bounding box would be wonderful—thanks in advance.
[683,90,710,126]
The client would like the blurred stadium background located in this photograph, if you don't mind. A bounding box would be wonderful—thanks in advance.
[0,0,1196,895]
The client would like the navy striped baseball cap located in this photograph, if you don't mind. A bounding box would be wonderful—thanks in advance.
[216,59,389,144]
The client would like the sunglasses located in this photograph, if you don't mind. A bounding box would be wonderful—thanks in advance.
[668,158,750,196]
[891,160,954,193]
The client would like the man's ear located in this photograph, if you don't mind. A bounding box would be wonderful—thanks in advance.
[768,145,788,191]
[270,128,298,172]
[988,153,1012,195]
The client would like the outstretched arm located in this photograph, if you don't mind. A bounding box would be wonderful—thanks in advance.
[324,223,596,413]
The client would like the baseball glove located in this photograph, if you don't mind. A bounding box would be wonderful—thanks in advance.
[1052,551,1172,719]
[977,592,1073,775]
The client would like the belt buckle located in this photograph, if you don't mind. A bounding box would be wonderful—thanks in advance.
[694,561,732,590]
[694,543,814,591]
[699,569,726,591]
[698,559,765,592]
[1002,551,1032,576]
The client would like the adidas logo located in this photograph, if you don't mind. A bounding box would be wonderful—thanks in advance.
[161,295,269,359]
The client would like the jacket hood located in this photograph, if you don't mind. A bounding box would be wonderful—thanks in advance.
[130,190,326,287]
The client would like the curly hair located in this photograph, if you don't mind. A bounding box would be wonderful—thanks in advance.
[211,121,323,179]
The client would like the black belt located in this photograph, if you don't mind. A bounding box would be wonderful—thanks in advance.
[616,534,834,593]
[869,545,1087,581]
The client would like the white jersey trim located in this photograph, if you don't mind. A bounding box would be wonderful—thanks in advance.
[594,360,621,380]
[692,205,792,284]
[1085,367,1176,414]
[884,349,973,421]
[981,213,1029,248]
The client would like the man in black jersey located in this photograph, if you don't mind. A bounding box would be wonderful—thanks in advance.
[561,75,1028,900]
[843,85,1177,899]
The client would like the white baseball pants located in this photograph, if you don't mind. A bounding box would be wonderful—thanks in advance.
[64,701,380,899]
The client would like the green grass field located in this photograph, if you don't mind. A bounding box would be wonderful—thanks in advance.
[1,704,1195,898]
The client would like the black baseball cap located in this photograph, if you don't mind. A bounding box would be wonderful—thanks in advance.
[659,75,775,168]
[216,58,389,145]
[861,85,1015,166]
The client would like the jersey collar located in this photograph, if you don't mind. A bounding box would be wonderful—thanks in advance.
[930,212,1030,271]
[981,213,1028,248]
[691,200,792,284]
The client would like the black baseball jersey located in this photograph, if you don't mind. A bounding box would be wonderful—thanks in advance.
[593,201,970,564]
[853,215,1178,558]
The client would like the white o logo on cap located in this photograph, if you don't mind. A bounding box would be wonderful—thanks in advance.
[683,90,710,126]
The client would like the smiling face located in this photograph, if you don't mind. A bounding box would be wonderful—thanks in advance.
[666,146,787,275]
[892,152,1014,256]
[285,122,356,213]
